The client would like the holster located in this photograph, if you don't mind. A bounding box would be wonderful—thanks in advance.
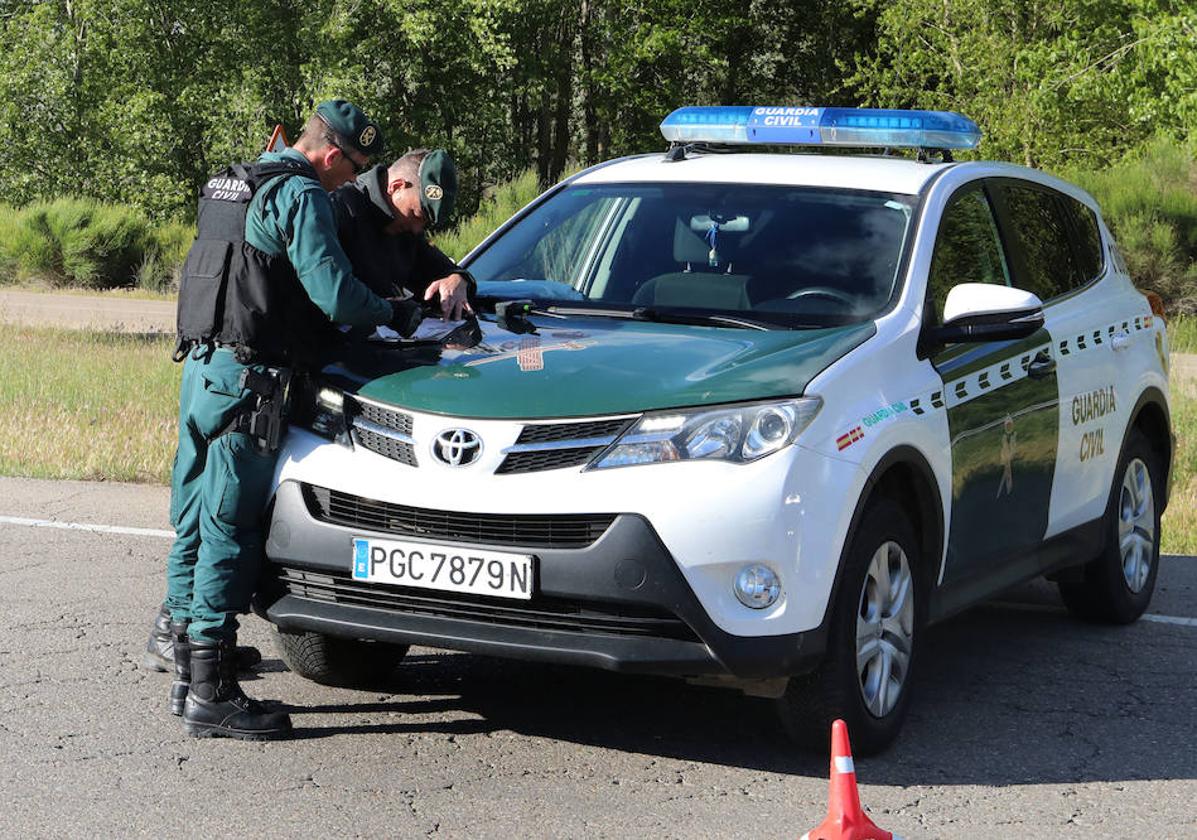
[216,366,292,453]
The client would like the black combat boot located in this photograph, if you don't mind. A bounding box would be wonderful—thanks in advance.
[141,604,174,671]
[169,621,190,716]
[141,603,263,673]
[182,639,292,740]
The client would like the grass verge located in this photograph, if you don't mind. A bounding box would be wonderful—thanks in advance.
[0,324,179,483]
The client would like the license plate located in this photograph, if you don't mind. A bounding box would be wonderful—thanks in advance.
[352,537,535,600]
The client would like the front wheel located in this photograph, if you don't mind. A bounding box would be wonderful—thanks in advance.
[1059,428,1162,624]
[776,497,923,756]
[274,629,410,687]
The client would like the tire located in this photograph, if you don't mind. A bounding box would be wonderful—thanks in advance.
[274,629,410,687]
[1058,428,1162,624]
[775,497,924,756]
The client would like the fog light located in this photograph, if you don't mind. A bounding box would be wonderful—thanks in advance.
[734,564,781,609]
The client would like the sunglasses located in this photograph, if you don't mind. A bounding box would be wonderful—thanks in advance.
[333,142,369,175]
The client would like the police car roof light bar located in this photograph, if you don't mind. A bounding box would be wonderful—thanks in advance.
[660,106,982,151]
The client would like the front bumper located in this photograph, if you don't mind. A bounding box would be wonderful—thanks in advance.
[257,480,828,679]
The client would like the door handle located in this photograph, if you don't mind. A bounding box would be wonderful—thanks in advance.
[1028,353,1056,379]
[1111,331,1131,352]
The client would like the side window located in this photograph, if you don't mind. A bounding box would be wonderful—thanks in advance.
[927,185,1010,323]
[997,183,1082,301]
[1063,197,1104,283]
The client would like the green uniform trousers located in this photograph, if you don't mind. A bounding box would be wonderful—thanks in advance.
[164,348,278,644]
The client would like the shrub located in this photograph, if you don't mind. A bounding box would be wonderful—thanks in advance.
[1064,137,1197,314]
[434,168,563,263]
[57,201,156,289]
[137,220,194,293]
[0,197,188,291]
[0,204,22,283]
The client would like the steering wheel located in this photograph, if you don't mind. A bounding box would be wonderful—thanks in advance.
[786,286,855,306]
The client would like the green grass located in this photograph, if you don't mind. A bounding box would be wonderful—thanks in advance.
[0,324,180,483]
[1162,365,1197,555]
[1166,314,1197,354]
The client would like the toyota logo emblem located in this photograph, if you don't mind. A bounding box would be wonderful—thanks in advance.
[432,429,482,466]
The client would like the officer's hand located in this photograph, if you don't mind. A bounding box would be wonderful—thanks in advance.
[386,297,424,338]
[424,274,473,321]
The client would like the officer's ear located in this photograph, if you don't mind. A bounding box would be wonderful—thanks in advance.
[320,146,342,171]
[386,177,412,196]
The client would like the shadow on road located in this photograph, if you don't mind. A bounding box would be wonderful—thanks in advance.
[275,578,1197,785]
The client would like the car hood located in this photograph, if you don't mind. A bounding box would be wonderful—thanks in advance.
[329,314,874,419]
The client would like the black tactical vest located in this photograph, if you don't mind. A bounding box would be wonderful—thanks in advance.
[175,160,341,367]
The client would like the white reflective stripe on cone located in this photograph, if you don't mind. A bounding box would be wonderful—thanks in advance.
[834,755,855,774]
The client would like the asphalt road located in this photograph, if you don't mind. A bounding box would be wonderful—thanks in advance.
[1,476,1196,839]
[0,290,174,332]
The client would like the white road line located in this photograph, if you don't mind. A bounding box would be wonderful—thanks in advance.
[0,515,174,539]
[988,599,1197,628]
[1141,613,1197,628]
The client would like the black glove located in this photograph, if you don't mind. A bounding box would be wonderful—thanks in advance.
[387,298,424,338]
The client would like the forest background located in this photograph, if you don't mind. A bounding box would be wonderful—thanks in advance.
[0,0,1194,308]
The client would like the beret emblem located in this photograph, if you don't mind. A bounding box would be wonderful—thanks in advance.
[425,184,444,201]
[358,125,377,148]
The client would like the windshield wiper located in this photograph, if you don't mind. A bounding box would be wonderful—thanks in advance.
[630,307,784,331]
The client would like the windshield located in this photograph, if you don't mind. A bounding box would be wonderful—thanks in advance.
[465,182,915,326]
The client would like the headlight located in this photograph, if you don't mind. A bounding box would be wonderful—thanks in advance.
[295,382,350,443]
[588,398,821,470]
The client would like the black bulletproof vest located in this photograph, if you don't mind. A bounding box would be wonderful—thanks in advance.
[175,160,341,367]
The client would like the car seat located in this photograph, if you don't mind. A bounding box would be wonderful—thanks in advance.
[632,219,752,310]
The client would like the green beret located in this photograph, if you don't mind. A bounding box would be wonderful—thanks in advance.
[418,149,458,228]
[315,99,383,156]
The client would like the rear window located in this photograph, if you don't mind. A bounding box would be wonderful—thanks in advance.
[1064,197,1104,282]
[996,182,1101,301]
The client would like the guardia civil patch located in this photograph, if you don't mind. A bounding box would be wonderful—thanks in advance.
[425,184,444,201]
[359,125,377,148]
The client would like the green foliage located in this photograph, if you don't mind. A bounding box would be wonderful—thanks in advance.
[0,198,191,291]
[433,169,550,262]
[1064,137,1197,312]
[849,0,1196,169]
[0,0,872,220]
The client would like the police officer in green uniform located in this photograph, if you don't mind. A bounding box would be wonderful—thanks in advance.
[153,100,426,740]
[331,148,472,318]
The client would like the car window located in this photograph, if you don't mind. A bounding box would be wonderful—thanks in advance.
[466,182,916,327]
[996,182,1084,301]
[477,191,622,291]
[926,185,1010,324]
[1063,197,1104,282]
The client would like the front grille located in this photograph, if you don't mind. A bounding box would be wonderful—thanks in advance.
[303,484,615,549]
[497,417,634,475]
[352,398,413,435]
[352,427,418,466]
[278,565,699,642]
[496,446,603,474]
[348,397,417,466]
[515,417,633,445]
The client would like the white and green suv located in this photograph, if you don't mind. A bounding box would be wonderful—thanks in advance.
[258,107,1173,753]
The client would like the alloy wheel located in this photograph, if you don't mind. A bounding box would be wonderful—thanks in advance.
[1118,457,1155,594]
[855,540,915,718]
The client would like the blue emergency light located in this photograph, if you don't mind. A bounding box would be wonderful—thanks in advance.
[660,106,981,150]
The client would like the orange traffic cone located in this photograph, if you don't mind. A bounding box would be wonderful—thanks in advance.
[800,719,902,840]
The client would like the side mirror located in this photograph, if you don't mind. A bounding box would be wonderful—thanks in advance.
[929,283,1045,344]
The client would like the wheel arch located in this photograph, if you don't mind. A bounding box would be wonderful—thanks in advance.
[820,445,945,628]
[1124,386,1173,512]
